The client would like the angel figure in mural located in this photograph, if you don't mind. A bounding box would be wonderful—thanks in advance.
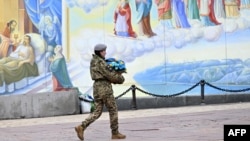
[0,20,17,58]
[135,0,156,38]
[0,35,38,86]
[39,15,62,47]
[114,0,137,38]
[172,0,191,28]
[155,0,173,28]
[23,0,62,47]
[49,45,73,91]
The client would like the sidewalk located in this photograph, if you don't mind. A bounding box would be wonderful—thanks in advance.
[0,102,250,141]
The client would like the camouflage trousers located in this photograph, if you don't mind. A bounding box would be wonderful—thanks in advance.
[82,83,119,134]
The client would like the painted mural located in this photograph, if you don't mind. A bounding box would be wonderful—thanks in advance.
[0,0,250,97]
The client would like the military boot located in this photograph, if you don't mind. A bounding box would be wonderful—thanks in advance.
[111,132,126,139]
[75,125,85,140]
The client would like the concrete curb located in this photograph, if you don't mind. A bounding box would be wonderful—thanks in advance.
[0,90,80,120]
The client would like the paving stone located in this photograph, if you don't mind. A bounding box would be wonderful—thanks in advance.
[0,102,250,141]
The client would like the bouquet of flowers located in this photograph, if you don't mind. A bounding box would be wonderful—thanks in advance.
[105,58,127,73]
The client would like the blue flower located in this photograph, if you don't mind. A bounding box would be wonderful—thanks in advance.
[106,58,127,73]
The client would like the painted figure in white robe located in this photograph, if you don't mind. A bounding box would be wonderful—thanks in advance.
[198,0,220,26]
[0,35,38,86]
[114,0,137,38]
[214,0,226,19]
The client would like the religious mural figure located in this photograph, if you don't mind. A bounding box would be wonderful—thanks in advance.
[0,20,17,58]
[0,35,38,86]
[39,15,62,47]
[172,0,191,28]
[224,0,240,18]
[114,0,137,38]
[198,0,220,26]
[155,0,173,28]
[135,0,156,37]
[24,0,62,47]
[187,0,200,20]
[240,0,250,9]
[208,0,221,25]
[49,45,73,91]
[214,0,226,19]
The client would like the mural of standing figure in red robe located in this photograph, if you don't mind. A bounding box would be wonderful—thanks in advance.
[0,20,17,58]
[114,0,137,38]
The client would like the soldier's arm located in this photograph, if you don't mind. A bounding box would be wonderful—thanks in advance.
[99,61,125,84]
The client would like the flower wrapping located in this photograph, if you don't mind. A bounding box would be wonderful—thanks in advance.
[105,58,127,73]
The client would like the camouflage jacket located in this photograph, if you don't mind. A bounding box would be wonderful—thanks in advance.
[90,54,125,84]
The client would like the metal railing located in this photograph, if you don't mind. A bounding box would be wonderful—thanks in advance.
[79,80,250,110]
[114,80,250,109]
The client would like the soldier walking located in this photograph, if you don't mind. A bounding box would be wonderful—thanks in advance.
[74,44,126,140]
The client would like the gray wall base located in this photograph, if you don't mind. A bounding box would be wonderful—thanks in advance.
[1,92,250,119]
[0,89,80,120]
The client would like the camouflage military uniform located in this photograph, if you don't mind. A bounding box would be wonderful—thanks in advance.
[81,54,124,134]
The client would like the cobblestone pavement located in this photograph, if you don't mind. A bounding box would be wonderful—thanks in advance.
[0,102,250,141]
